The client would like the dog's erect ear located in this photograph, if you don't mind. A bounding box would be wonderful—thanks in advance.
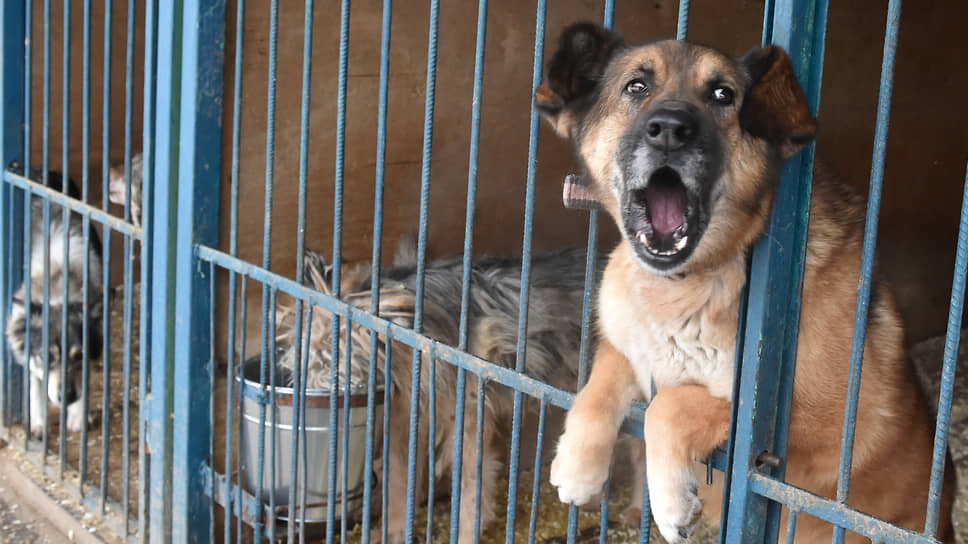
[740,45,817,158]
[536,22,624,137]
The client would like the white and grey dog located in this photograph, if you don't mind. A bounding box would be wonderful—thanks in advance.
[5,165,104,438]
[276,240,595,543]
[108,152,143,227]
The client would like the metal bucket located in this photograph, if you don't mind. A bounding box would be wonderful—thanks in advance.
[238,357,384,525]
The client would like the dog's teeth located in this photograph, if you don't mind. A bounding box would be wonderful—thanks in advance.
[638,231,652,247]
[675,235,688,251]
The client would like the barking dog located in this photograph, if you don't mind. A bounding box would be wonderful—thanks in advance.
[277,243,592,543]
[536,23,954,543]
[5,165,104,439]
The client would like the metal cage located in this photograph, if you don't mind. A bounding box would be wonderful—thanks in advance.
[0,0,963,543]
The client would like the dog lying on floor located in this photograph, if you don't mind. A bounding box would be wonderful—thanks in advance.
[276,241,594,542]
[535,22,954,543]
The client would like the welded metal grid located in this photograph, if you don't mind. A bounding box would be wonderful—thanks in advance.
[0,0,148,541]
[0,1,964,543]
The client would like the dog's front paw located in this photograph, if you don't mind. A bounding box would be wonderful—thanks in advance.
[649,465,702,544]
[550,428,613,505]
[66,402,88,433]
[29,422,44,440]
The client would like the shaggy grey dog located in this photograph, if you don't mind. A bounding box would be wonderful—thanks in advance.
[5,166,104,439]
[276,241,594,543]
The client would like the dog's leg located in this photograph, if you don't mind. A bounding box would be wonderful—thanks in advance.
[645,385,730,544]
[551,339,639,505]
[29,373,45,439]
[65,398,86,433]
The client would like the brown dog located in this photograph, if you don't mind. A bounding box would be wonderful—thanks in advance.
[536,23,954,543]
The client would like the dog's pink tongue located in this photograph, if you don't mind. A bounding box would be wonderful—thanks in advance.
[645,183,687,234]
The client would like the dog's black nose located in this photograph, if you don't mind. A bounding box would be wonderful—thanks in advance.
[645,108,697,151]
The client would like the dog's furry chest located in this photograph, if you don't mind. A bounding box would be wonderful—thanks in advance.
[599,251,742,401]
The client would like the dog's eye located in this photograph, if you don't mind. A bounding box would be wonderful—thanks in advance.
[710,86,734,105]
[625,79,650,96]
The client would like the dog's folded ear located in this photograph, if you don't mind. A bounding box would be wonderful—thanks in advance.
[536,22,623,137]
[740,45,817,158]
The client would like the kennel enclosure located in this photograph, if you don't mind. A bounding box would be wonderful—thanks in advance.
[0,0,966,543]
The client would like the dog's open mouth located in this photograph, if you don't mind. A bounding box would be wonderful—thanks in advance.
[628,167,692,258]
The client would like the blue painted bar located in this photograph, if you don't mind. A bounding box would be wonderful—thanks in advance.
[255,3,279,538]
[341,315,353,542]
[19,0,34,452]
[724,0,828,542]
[149,0,182,537]
[784,510,798,544]
[833,0,902,529]
[405,0,440,540]
[327,1,351,540]
[362,1,391,541]
[123,0,135,222]
[99,230,112,511]
[268,290,278,538]
[169,0,226,534]
[924,162,968,536]
[473,377,485,543]
[0,0,26,427]
[425,345,438,544]
[2,172,143,239]
[57,0,71,477]
[505,3,546,539]
[748,474,935,544]
[381,333,393,544]
[197,244,653,430]
[450,0,487,538]
[121,230,133,531]
[138,0,157,537]
[676,0,690,40]
[79,0,94,491]
[526,398,547,544]
[298,304,315,544]
[235,276,249,544]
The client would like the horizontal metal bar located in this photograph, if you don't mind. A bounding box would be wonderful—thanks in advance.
[194,244,737,474]
[748,473,937,544]
[2,170,144,240]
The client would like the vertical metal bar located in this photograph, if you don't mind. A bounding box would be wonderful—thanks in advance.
[785,510,798,544]
[0,0,26,428]
[268,289,278,539]
[149,0,182,538]
[326,0,350,540]
[923,162,968,537]
[286,1,314,541]
[170,0,225,539]
[120,0,135,531]
[676,0,690,40]
[473,377,485,544]
[525,398,547,544]
[505,3,546,540]
[99,229,112,510]
[299,305,314,544]
[19,0,33,452]
[449,1,487,540]
[39,0,52,459]
[77,0,93,493]
[832,3,902,536]
[724,1,828,542]
[121,230,133,530]
[139,0,159,537]
[340,315,351,542]
[235,276,248,544]
[57,0,71,477]
[425,344,437,544]
[404,0,439,540]
[381,334,393,544]
[362,0,390,533]
[638,452,651,544]
[224,0,244,538]
[256,2,279,538]
[102,0,112,210]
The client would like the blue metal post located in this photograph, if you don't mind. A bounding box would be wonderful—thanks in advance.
[0,0,26,425]
[171,0,224,540]
[724,0,828,542]
[149,0,181,539]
